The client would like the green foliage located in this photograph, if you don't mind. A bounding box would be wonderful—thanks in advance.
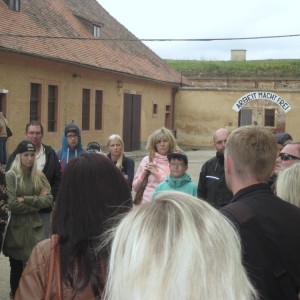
[165,59,300,78]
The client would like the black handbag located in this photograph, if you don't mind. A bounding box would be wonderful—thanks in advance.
[6,126,12,137]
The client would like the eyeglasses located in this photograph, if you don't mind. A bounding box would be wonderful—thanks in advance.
[170,162,184,168]
[27,132,42,136]
[279,153,300,161]
[66,134,78,139]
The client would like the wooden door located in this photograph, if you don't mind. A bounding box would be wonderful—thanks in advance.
[123,93,141,151]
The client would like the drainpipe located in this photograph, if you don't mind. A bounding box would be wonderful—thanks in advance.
[171,86,179,138]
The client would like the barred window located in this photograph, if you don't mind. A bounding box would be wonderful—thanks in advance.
[95,90,103,130]
[82,89,90,130]
[265,109,275,127]
[30,83,41,121]
[239,109,252,126]
[48,85,58,132]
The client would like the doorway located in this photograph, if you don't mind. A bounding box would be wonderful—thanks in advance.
[123,93,141,151]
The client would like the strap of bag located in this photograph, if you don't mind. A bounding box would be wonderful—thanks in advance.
[55,235,63,300]
[133,156,153,205]
[44,234,63,300]
[2,172,17,252]
[133,171,150,205]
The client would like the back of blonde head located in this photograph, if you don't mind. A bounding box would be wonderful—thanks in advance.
[225,126,277,181]
[103,192,257,300]
[276,162,300,207]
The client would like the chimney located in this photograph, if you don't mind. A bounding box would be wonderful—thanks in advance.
[231,49,246,61]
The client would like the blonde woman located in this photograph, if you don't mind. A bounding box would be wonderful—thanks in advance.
[276,162,300,208]
[132,127,180,203]
[103,191,257,300]
[107,134,135,190]
[3,140,53,298]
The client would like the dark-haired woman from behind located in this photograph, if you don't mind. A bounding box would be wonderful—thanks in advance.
[15,153,132,299]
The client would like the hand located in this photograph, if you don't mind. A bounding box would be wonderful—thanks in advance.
[123,174,129,181]
[17,197,24,203]
[40,188,50,196]
[145,163,158,175]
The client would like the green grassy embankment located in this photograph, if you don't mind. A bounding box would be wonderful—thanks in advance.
[166,59,300,78]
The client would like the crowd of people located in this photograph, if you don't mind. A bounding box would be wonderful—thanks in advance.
[0,121,300,299]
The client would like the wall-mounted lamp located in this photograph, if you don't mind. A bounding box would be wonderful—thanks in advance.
[117,80,123,89]
[116,80,123,95]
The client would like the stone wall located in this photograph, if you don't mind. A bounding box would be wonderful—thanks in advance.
[174,86,300,147]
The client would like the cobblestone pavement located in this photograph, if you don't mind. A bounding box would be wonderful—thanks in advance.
[0,149,214,300]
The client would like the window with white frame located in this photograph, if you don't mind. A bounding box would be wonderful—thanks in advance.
[93,25,101,38]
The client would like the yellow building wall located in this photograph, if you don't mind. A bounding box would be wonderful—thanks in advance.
[0,52,174,153]
[175,88,300,148]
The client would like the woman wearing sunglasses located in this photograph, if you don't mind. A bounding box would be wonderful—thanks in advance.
[268,141,300,192]
[275,142,300,174]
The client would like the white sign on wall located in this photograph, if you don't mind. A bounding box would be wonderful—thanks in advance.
[232,91,291,112]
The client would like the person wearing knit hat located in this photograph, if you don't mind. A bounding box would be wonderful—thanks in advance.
[3,140,53,298]
[56,122,87,172]
[15,140,35,154]
[5,121,62,248]
[64,123,80,137]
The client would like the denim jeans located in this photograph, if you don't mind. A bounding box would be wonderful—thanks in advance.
[9,256,24,297]
[0,137,7,164]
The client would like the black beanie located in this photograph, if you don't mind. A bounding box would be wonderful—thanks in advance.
[15,140,35,154]
[65,123,79,136]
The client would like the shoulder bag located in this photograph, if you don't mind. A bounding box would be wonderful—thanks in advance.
[1,171,16,252]
[6,126,12,137]
[133,156,153,205]
[44,234,63,300]
[133,171,150,205]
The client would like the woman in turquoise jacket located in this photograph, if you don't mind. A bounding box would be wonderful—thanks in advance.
[3,140,53,298]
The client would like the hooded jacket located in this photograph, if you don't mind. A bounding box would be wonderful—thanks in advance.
[153,172,197,198]
[3,170,53,261]
[56,124,87,172]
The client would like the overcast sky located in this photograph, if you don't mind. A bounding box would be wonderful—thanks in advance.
[99,0,300,61]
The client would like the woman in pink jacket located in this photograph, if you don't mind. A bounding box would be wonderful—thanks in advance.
[133,127,180,204]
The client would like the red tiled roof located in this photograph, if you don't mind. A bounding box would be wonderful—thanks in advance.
[0,0,188,85]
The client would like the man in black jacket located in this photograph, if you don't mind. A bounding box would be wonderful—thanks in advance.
[6,121,61,236]
[221,126,300,300]
[197,128,232,208]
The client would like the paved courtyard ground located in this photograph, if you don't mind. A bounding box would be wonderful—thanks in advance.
[0,149,214,299]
